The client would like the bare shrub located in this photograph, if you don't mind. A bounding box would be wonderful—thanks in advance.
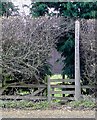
[1,16,74,83]
[80,19,96,86]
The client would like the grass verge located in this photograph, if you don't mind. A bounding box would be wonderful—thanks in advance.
[0,100,50,109]
[67,99,95,109]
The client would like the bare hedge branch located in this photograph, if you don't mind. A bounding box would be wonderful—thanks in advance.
[1,16,74,82]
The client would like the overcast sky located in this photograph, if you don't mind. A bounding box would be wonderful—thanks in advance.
[12,0,31,15]
[12,0,56,15]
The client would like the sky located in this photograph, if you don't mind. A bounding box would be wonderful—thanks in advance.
[12,0,57,15]
[12,0,31,15]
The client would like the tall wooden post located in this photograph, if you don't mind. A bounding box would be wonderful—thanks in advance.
[47,76,51,104]
[75,20,81,101]
[0,18,2,74]
[0,17,2,120]
[0,17,2,86]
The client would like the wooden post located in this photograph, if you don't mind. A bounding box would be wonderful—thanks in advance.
[0,18,2,88]
[0,17,2,120]
[75,20,81,101]
[47,76,51,103]
[62,74,65,97]
[0,18,2,75]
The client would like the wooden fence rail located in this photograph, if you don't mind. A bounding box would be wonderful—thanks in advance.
[0,95,47,100]
[0,83,47,101]
[0,78,95,101]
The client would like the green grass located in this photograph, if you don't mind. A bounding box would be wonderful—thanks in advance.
[1,99,95,109]
[50,74,69,97]
[50,74,68,80]
[16,90,30,96]
[50,74,62,97]
[50,74,62,79]
[0,100,50,109]
[67,100,95,108]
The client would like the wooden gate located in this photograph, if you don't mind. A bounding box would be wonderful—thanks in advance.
[47,77,96,103]
[47,77,75,103]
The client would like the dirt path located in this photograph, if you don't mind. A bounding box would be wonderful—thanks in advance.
[0,109,95,118]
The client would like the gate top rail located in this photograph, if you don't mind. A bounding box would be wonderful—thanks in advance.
[50,79,75,83]
[8,84,47,88]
